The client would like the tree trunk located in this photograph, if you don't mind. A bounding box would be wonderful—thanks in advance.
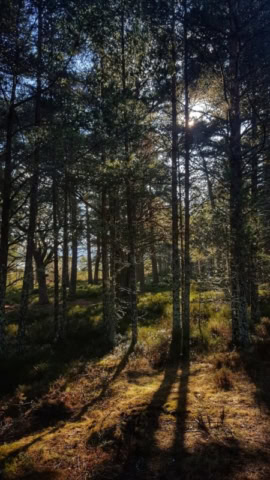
[34,251,49,305]
[137,252,145,293]
[102,185,114,346]
[0,75,16,350]
[150,217,159,286]
[29,263,34,293]
[18,0,42,347]
[183,0,191,358]
[151,251,159,285]
[121,7,137,346]
[178,163,185,322]
[62,169,69,334]
[52,177,60,339]
[126,179,138,346]
[94,234,101,284]
[69,194,78,298]
[250,106,260,323]
[201,152,215,210]
[170,0,181,357]
[109,192,117,343]
[86,205,93,284]
[228,3,249,347]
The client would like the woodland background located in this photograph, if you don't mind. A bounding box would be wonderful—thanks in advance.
[1,1,270,479]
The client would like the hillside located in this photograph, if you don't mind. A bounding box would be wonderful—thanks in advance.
[1,285,270,480]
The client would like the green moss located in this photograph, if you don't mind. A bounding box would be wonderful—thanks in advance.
[3,452,34,479]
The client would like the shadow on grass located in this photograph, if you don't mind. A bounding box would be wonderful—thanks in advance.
[19,471,61,480]
[115,343,184,478]
[0,320,113,444]
[73,341,135,422]
[87,340,183,479]
[87,344,270,480]
[241,344,270,414]
[166,437,270,480]
[0,425,61,478]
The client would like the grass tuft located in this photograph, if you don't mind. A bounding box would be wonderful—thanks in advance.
[214,367,234,390]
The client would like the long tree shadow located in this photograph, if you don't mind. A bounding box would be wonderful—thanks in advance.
[72,341,135,422]
[105,341,183,479]
[0,424,61,477]
[86,341,270,480]
[172,353,190,462]
[167,350,270,480]
[241,345,270,413]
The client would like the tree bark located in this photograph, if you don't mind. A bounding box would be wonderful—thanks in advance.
[170,0,181,357]
[52,177,60,338]
[86,205,93,284]
[34,250,49,305]
[94,234,101,284]
[137,252,145,293]
[228,2,249,347]
[0,72,17,350]
[102,184,114,346]
[62,169,69,334]
[121,7,137,346]
[183,0,191,358]
[250,106,260,323]
[18,0,42,346]
[109,192,117,342]
[150,201,159,285]
[126,179,138,346]
[69,194,78,298]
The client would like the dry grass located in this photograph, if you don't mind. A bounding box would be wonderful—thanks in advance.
[214,367,234,390]
[1,345,270,480]
[1,285,270,479]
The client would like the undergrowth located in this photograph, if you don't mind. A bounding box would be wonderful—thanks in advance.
[1,283,270,479]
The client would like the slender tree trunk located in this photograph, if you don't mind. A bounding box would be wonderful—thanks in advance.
[29,263,34,293]
[109,192,117,343]
[94,234,101,284]
[151,250,159,285]
[228,3,249,347]
[62,169,69,334]
[52,177,60,338]
[137,252,145,293]
[201,152,215,210]
[86,205,93,284]
[150,204,159,285]
[126,180,138,346]
[18,0,42,346]
[0,77,16,350]
[250,106,260,323]
[102,184,114,346]
[158,257,163,277]
[178,163,185,321]
[183,0,190,358]
[170,0,181,357]
[69,195,78,298]
[34,251,49,305]
[121,7,137,346]
[0,1,22,350]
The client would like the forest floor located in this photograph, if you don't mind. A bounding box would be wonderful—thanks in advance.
[1,283,270,479]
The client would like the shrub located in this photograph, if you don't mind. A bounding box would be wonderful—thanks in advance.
[212,352,242,372]
[138,292,171,325]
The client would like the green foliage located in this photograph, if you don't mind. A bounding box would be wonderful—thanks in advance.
[190,301,231,352]
[75,283,102,300]
[138,292,171,325]
[5,287,21,305]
